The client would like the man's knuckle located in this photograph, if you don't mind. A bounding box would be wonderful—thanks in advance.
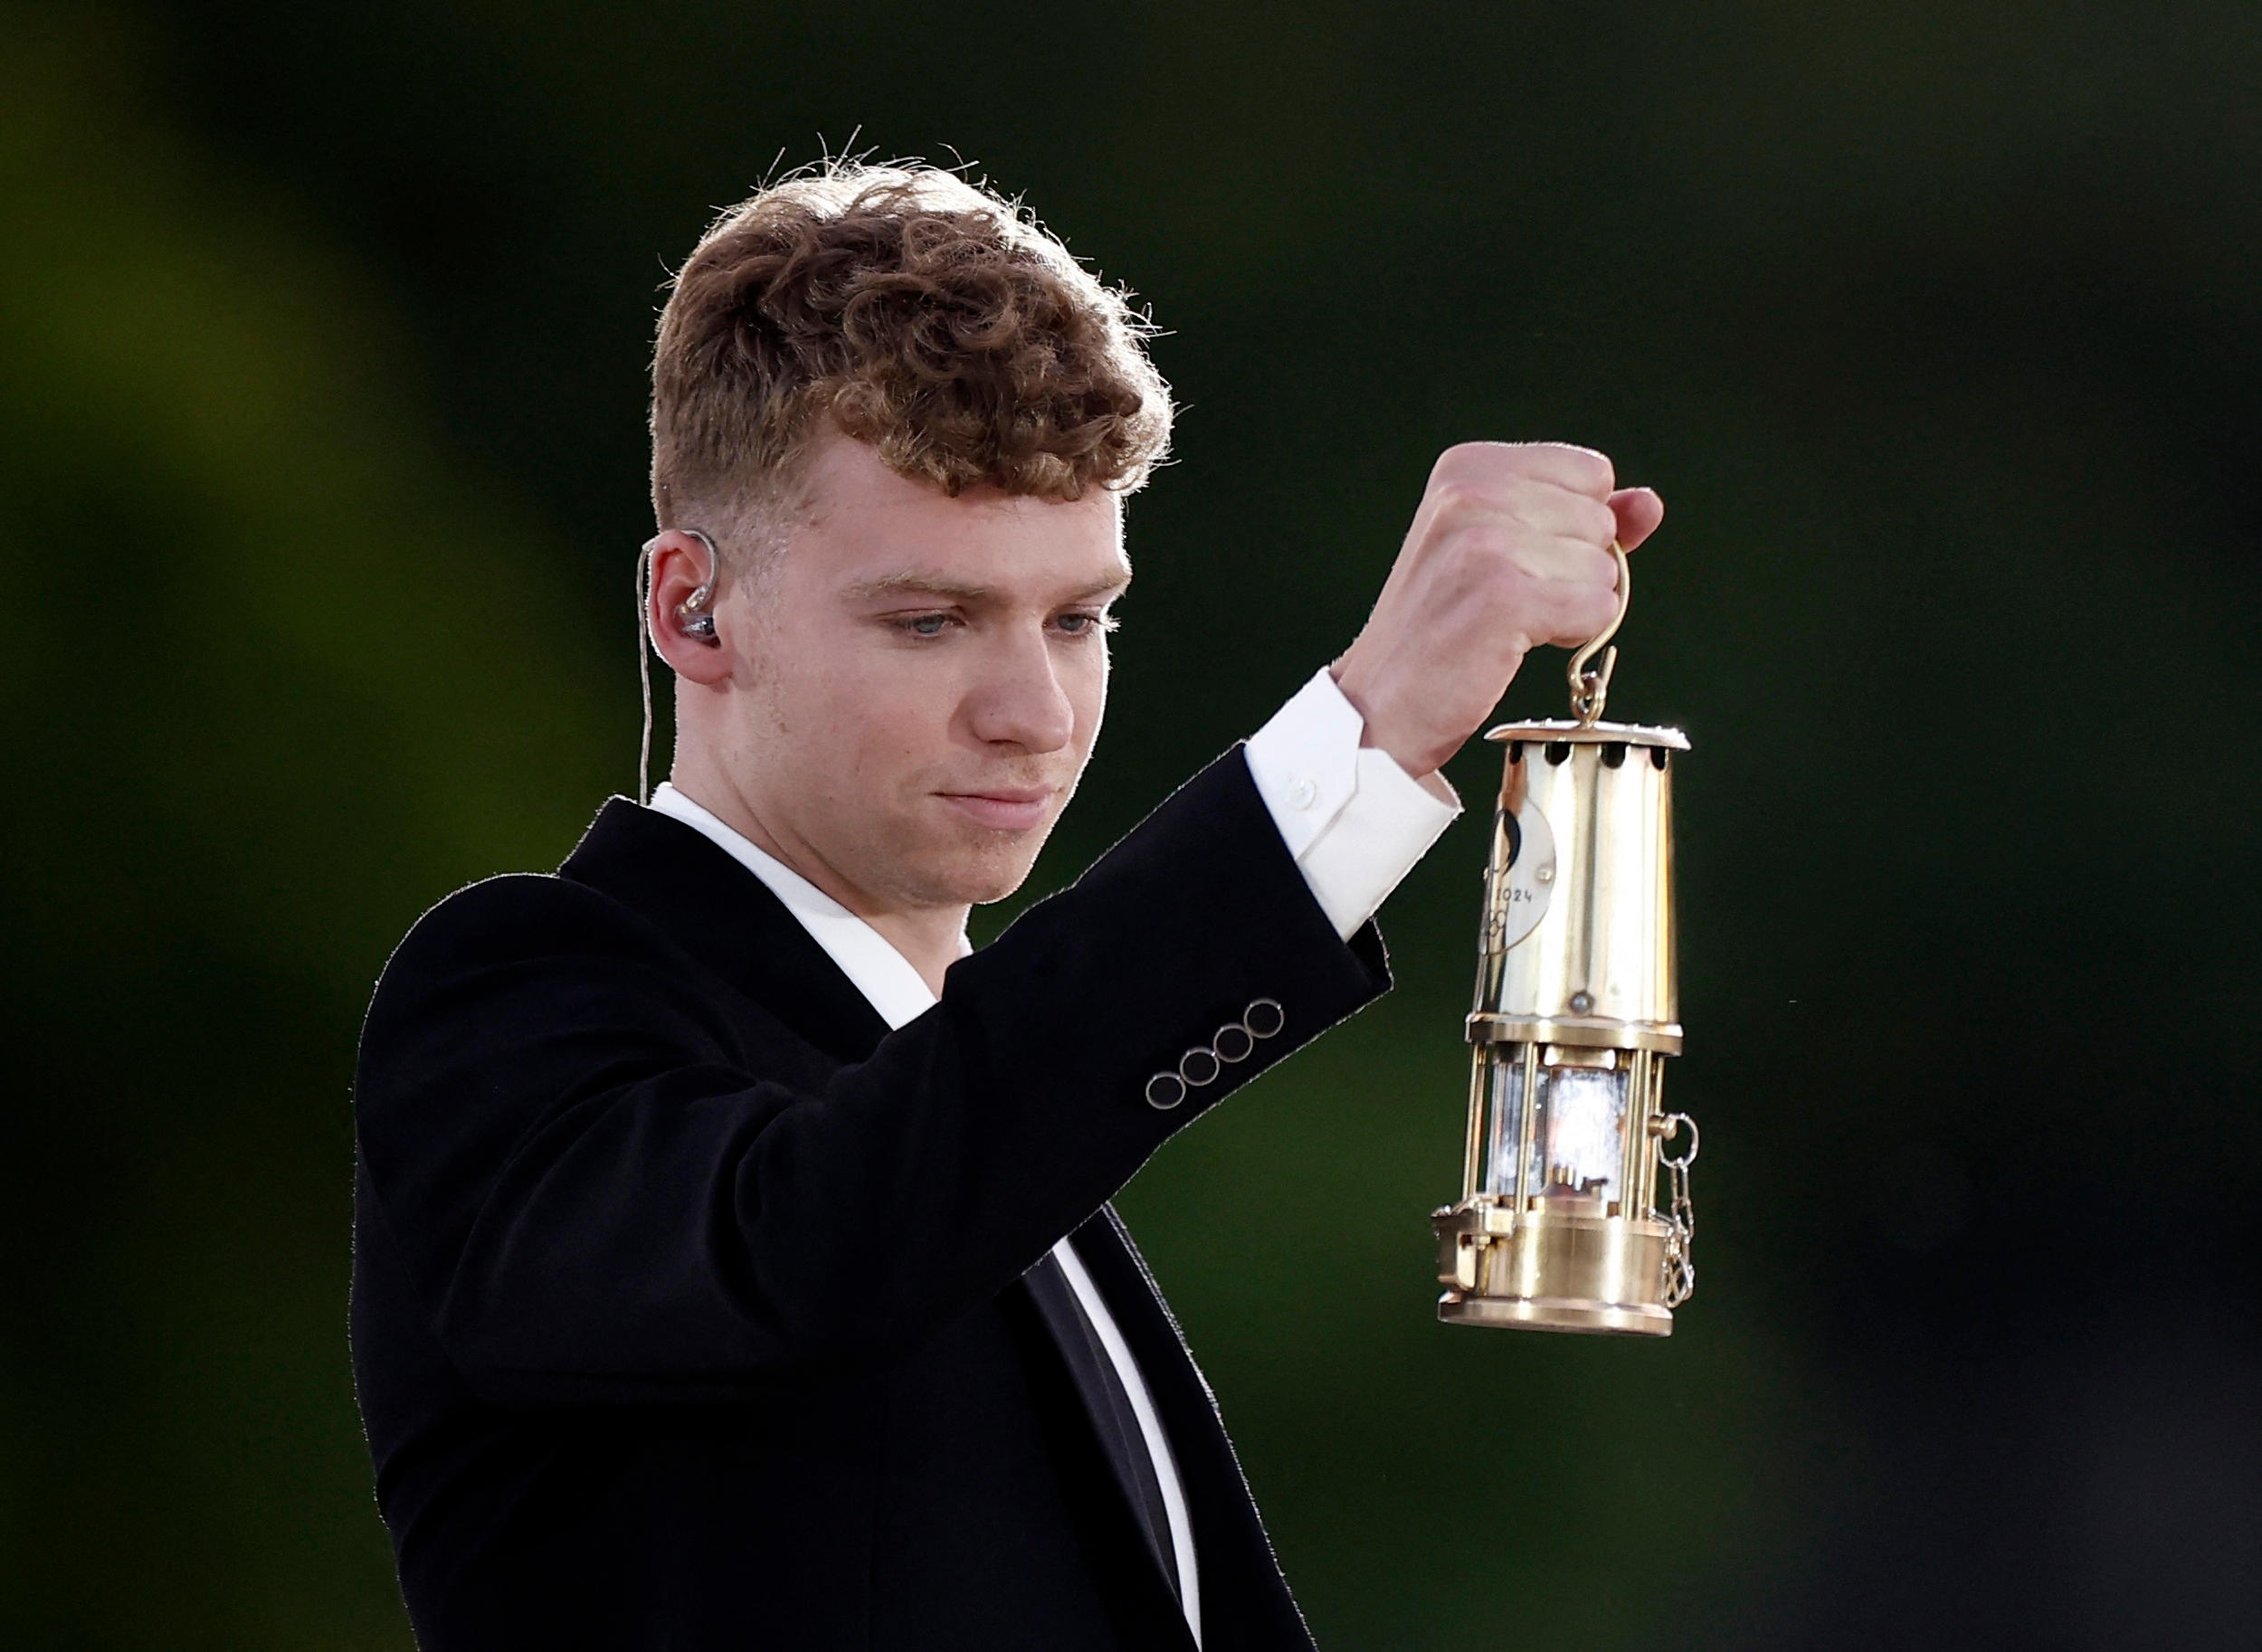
[1525,442,1612,495]
[1431,442,1502,483]
[1428,478,1477,517]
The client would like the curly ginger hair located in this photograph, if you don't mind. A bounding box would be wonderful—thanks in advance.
[650,164,1174,552]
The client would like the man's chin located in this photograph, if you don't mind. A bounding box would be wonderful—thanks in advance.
[920,830,1051,908]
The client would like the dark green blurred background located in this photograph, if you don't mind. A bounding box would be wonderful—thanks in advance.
[5,1,2258,1646]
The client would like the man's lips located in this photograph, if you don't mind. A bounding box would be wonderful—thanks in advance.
[936,788,1055,831]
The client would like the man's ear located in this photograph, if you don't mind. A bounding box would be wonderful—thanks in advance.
[645,529,733,687]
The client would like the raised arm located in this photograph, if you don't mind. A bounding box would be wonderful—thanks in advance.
[354,746,1385,1407]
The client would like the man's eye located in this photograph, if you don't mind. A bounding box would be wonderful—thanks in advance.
[1056,612,1115,638]
[896,613,953,638]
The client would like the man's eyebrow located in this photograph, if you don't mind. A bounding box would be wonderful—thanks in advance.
[1060,572,1133,603]
[839,570,1132,604]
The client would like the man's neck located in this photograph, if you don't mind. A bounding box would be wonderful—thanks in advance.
[664,770,967,998]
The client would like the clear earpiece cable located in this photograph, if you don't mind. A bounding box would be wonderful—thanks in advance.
[635,540,654,806]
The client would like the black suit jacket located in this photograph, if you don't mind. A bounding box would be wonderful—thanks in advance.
[350,747,1391,1649]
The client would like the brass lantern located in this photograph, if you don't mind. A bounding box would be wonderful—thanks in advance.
[1432,545,1700,1335]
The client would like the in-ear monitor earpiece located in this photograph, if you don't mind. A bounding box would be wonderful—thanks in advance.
[674,528,720,641]
[635,527,725,805]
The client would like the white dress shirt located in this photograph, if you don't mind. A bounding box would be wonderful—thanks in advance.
[645,666,1457,1647]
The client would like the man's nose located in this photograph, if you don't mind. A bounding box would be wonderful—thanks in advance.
[963,624,1076,753]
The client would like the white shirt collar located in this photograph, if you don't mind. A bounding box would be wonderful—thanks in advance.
[644,782,966,1031]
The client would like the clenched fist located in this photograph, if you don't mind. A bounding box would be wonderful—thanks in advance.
[1332,442,1663,779]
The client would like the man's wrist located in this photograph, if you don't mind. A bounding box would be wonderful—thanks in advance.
[1327,655,1466,783]
[1246,668,1462,940]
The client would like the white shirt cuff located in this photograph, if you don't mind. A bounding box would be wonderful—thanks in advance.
[1242,668,1462,940]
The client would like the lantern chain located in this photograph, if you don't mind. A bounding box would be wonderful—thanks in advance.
[1655,1112,1699,1307]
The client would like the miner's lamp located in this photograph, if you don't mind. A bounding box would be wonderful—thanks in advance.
[1432,544,1700,1335]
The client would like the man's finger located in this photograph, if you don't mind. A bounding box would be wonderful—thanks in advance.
[1432,441,1616,500]
[1608,487,1664,552]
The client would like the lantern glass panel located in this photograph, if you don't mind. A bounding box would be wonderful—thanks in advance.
[1481,1049,1530,1200]
[1534,1063,1627,1204]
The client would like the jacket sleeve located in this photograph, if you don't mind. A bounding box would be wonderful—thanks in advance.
[354,747,1391,1407]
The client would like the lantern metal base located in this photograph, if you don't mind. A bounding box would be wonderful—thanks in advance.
[1437,1292,1672,1335]
[1432,1197,1676,1337]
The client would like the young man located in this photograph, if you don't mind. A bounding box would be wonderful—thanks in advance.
[350,166,1661,1650]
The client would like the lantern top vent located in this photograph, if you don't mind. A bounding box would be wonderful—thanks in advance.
[1486,719,1689,751]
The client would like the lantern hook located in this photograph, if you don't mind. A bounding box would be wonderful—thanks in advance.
[1567,540,1630,726]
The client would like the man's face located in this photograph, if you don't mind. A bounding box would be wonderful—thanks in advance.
[705,431,1127,918]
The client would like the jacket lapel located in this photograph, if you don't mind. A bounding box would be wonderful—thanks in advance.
[1069,1208,1320,1652]
[556,797,892,1066]
[1020,1245,1187,1612]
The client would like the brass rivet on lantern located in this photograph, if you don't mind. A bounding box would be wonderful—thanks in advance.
[1430,541,1701,1336]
